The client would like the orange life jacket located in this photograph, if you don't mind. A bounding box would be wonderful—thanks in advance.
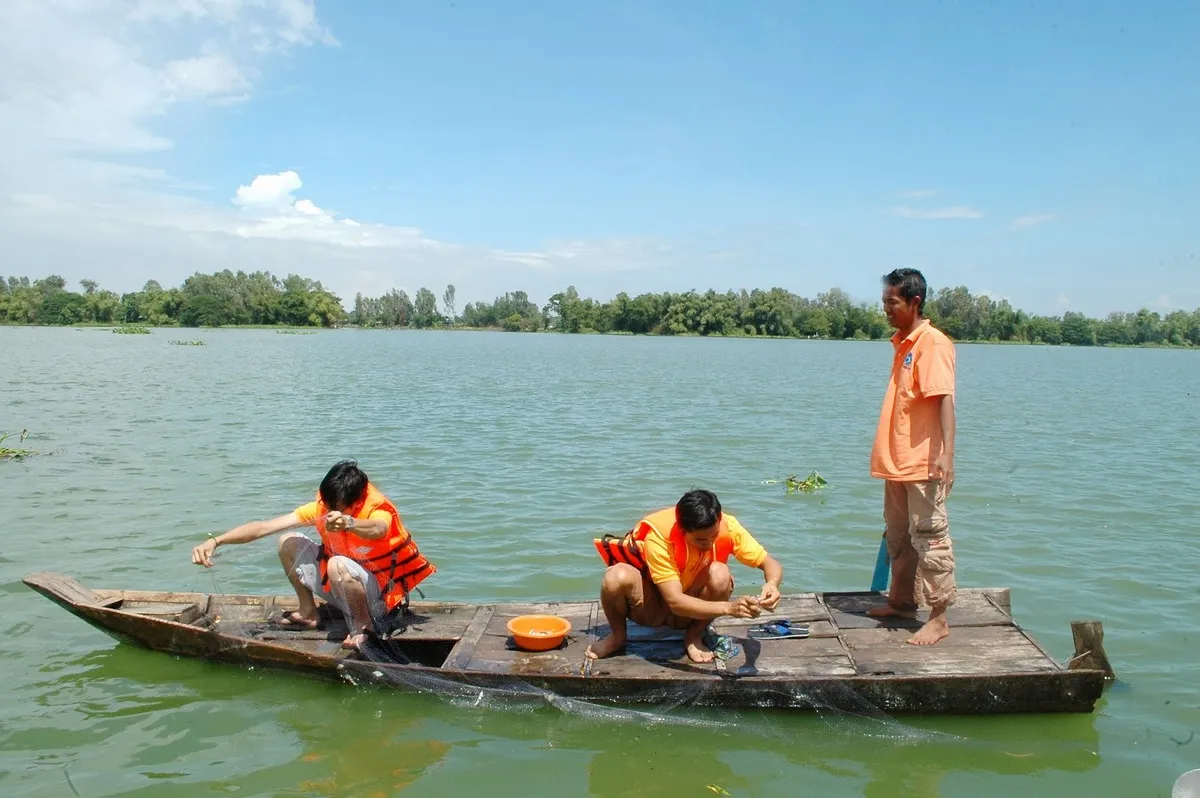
[314,482,435,612]
[594,507,734,575]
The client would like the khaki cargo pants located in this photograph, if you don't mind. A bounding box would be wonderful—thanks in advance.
[883,479,957,610]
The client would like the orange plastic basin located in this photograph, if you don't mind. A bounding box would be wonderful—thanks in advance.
[507,614,572,651]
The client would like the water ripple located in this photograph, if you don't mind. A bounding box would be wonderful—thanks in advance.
[1,328,1198,796]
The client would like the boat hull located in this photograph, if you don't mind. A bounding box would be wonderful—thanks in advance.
[23,571,1108,715]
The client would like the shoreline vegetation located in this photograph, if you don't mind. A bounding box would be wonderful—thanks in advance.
[3,271,1198,349]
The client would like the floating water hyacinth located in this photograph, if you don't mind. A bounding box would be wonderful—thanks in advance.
[786,471,828,494]
[169,339,205,346]
[112,325,151,334]
[762,471,829,494]
[0,430,37,461]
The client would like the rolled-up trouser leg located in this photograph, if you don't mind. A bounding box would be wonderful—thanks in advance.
[883,480,919,611]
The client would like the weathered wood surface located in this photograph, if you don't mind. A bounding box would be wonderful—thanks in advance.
[1069,619,1117,679]
[457,603,595,676]
[22,572,1109,714]
[844,627,1062,676]
[823,591,1013,629]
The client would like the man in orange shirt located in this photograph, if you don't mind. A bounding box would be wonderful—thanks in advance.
[190,460,435,650]
[868,268,957,646]
[585,489,784,663]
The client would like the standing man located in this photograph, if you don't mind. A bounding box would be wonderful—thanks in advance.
[867,268,957,646]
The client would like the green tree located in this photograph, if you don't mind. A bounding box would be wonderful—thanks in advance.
[39,291,87,324]
[1061,312,1097,346]
[412,287,440,328]
[1025,316,1063,345]
[442,285,456,324]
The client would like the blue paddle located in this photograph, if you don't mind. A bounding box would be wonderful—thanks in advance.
[870,531,889,592]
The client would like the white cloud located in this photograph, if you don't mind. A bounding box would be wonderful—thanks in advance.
[163,53,249,100]
[273,0,337,46]
[0,1,726,308]
[293,198,324,216]
[891,205,984,220]
[233,170,303,208]
[0,1,331,168]
[1008,213,1055,231]
[126,0,336,48]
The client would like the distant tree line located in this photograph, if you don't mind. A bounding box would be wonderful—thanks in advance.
[3,271,1198,347]
[0,272,344,328]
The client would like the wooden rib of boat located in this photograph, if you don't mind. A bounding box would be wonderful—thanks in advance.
[23,571,1112,715]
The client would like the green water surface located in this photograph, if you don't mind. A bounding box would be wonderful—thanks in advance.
[2,327,1197,797]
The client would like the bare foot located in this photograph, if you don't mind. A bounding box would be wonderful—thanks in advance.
[278,610,320,629]
[685,639,714,663]
[866,604,918,620]
[908,616,950,646]
[585,633,626,660]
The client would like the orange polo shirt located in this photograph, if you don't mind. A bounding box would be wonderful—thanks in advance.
[870,319,956,482]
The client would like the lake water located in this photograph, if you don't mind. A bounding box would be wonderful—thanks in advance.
[2,327,1198,797]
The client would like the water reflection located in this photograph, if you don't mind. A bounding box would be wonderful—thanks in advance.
[12,642,1108,796]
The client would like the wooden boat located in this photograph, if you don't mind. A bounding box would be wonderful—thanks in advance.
[23,571,1113,715]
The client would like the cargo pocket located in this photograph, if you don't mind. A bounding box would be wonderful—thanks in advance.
[916,542,956,608]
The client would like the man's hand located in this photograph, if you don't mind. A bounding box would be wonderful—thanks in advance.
[758,583,781,612]
[726,596,763,619]
[323,511,351,532]
[191,538,217,567]
[930,452,954,488]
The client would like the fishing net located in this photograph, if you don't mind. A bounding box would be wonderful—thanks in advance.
[87,567,1007,747]
[325,629,948,744]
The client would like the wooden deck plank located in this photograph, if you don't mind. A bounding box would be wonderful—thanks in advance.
[121,601,203,624]
[248,601,480,641]
[720,635,857,678]
[388,605,479,640]
[843,626,1062,676]
[205,595,274,622]
[441,606,496,671]
[823,591,1015,630]
[462,604,595,676]
[108,589,207,605]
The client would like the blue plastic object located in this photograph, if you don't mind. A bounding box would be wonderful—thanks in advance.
[870,531,889,592]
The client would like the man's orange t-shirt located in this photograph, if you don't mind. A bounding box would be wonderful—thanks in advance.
[294,502,392,527]
[642,514,768,593]
[870,319,956,482]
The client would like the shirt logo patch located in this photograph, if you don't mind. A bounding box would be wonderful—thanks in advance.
[903,352,913,368]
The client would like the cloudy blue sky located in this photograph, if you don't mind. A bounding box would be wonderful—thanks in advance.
[2,1,1196,316]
